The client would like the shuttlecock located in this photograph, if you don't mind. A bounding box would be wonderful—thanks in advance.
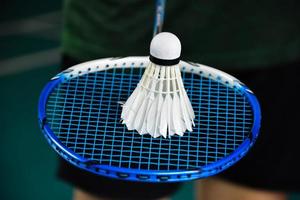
[121,32,195,138]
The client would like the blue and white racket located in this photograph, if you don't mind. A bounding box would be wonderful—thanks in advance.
[38,56,261,182]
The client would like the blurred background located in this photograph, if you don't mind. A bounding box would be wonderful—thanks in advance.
[0,0,299,199]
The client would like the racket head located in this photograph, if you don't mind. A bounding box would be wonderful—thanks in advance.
[38,56,261,182]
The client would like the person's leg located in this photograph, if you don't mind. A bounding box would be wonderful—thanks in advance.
[74,189,108,200]
[196,178,287,200]
[74,188,170,200]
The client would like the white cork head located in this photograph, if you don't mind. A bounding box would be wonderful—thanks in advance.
[150,32,181,60]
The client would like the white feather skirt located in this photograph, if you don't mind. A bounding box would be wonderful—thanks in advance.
[121,62,195,138]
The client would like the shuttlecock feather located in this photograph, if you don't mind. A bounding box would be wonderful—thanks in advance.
[121,32,195,138]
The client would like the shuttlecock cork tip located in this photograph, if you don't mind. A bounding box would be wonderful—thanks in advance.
[150,32,181,66]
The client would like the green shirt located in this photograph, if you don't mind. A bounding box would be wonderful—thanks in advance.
[62,0,300,69]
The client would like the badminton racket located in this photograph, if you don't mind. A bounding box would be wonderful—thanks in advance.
[38,57,261,182]
[38,0,261,182]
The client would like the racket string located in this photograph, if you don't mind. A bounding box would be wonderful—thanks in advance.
[46,67,253,170]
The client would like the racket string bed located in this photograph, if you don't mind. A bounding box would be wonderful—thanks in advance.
[46,65,253,171]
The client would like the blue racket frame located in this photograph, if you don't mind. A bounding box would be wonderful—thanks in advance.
[38,58,261,182]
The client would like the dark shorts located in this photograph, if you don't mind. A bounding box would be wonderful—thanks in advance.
[58,55,300,196]
[218,62,300,192]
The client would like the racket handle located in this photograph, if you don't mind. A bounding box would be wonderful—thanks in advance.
[153,0,166,37]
